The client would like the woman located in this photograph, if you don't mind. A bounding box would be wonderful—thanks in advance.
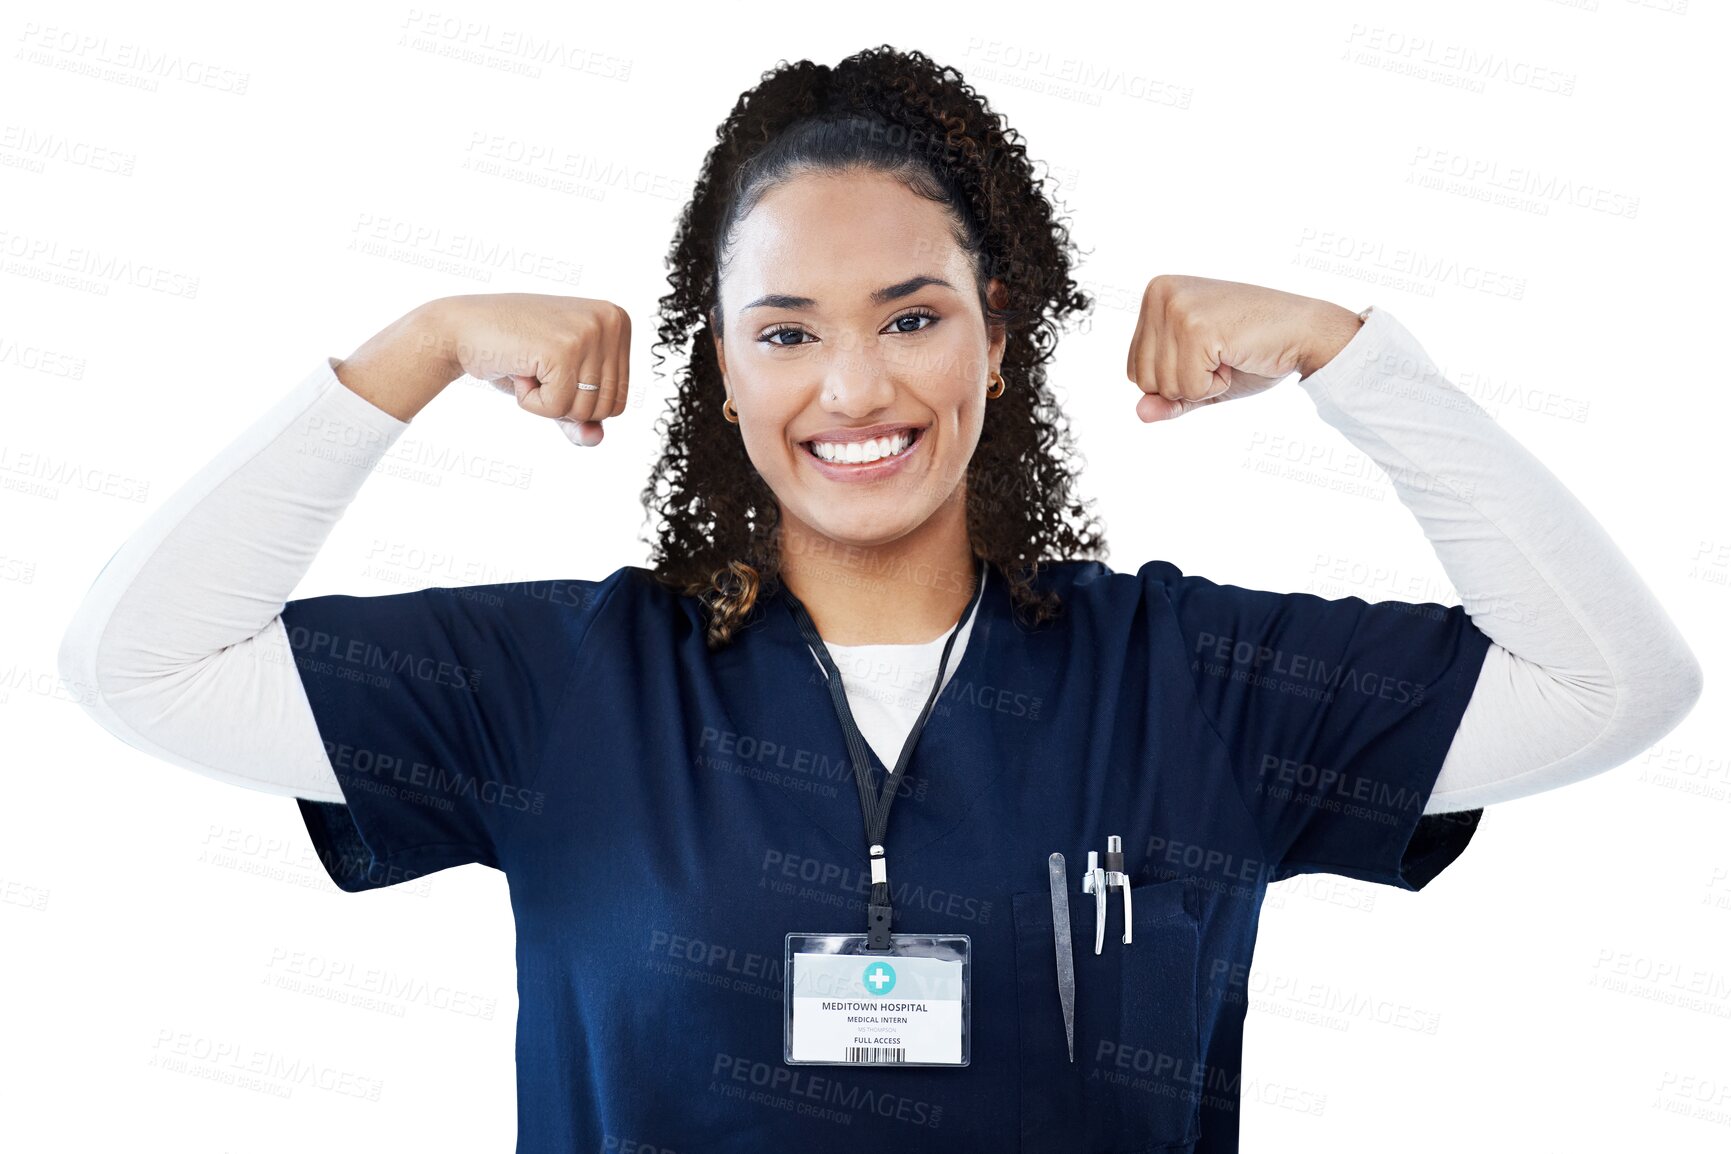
[59,45,1701,1154]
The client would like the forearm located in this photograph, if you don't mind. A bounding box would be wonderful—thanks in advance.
[332,298,463,421]
[1295,307,1703,811]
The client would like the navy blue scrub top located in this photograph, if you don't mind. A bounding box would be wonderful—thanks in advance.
[280,557,1494,1153]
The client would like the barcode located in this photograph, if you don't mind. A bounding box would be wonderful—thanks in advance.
[844,1045,906,1063]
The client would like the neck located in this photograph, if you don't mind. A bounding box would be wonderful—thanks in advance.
[777,499,978,646]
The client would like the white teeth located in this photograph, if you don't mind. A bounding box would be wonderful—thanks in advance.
[809,430,915,464]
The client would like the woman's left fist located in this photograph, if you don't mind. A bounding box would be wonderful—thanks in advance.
[1126,275,1364,422]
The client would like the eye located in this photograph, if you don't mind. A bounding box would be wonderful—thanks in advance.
[755,307,941,348]
[758,325,809,348]
[887,306,939,334]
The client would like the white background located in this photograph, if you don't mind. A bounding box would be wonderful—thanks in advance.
[3,0,1727,1150]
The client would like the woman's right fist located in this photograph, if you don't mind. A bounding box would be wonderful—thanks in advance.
[436,293,631,447]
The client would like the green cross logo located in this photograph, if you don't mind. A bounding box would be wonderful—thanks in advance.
[863,961,897,996]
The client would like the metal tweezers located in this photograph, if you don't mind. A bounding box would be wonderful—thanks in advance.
[1047,852,1075,1062]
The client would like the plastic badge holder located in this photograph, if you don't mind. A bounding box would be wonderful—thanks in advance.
[783,933,971,1067]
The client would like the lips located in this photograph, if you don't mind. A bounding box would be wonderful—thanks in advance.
[799,425,927,481]
[803,427,923,465]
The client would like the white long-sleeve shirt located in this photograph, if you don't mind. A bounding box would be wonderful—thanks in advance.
[56,306,1703,816]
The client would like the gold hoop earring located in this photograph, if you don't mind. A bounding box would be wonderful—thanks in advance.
[986,370,1006,399]
[722,396,738,424]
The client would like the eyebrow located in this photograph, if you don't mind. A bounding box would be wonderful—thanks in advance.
[741,274,957,313]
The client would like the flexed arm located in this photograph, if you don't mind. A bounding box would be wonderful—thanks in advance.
[1126,275,1703,814]
[57,295,633,801]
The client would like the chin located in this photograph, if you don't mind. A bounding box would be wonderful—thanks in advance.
[795,505,923,549]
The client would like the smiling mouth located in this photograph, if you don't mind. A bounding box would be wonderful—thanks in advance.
[801,427,925,465]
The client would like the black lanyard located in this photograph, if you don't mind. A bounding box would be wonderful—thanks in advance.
[782,559,986,950]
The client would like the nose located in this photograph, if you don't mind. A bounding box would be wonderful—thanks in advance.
[818,347,896,417]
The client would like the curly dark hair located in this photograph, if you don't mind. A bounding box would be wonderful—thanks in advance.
[641,44,1106,649]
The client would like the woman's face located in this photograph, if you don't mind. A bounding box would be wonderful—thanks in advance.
[713,170,1006,555]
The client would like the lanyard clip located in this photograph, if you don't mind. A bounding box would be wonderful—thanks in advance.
[867,844,893,950]
[1081,835,1133,954]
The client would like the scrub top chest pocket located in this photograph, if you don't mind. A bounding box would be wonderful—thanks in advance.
[1012,875,1202,1153]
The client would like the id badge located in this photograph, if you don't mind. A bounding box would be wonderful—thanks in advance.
[783,933,971,1066]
